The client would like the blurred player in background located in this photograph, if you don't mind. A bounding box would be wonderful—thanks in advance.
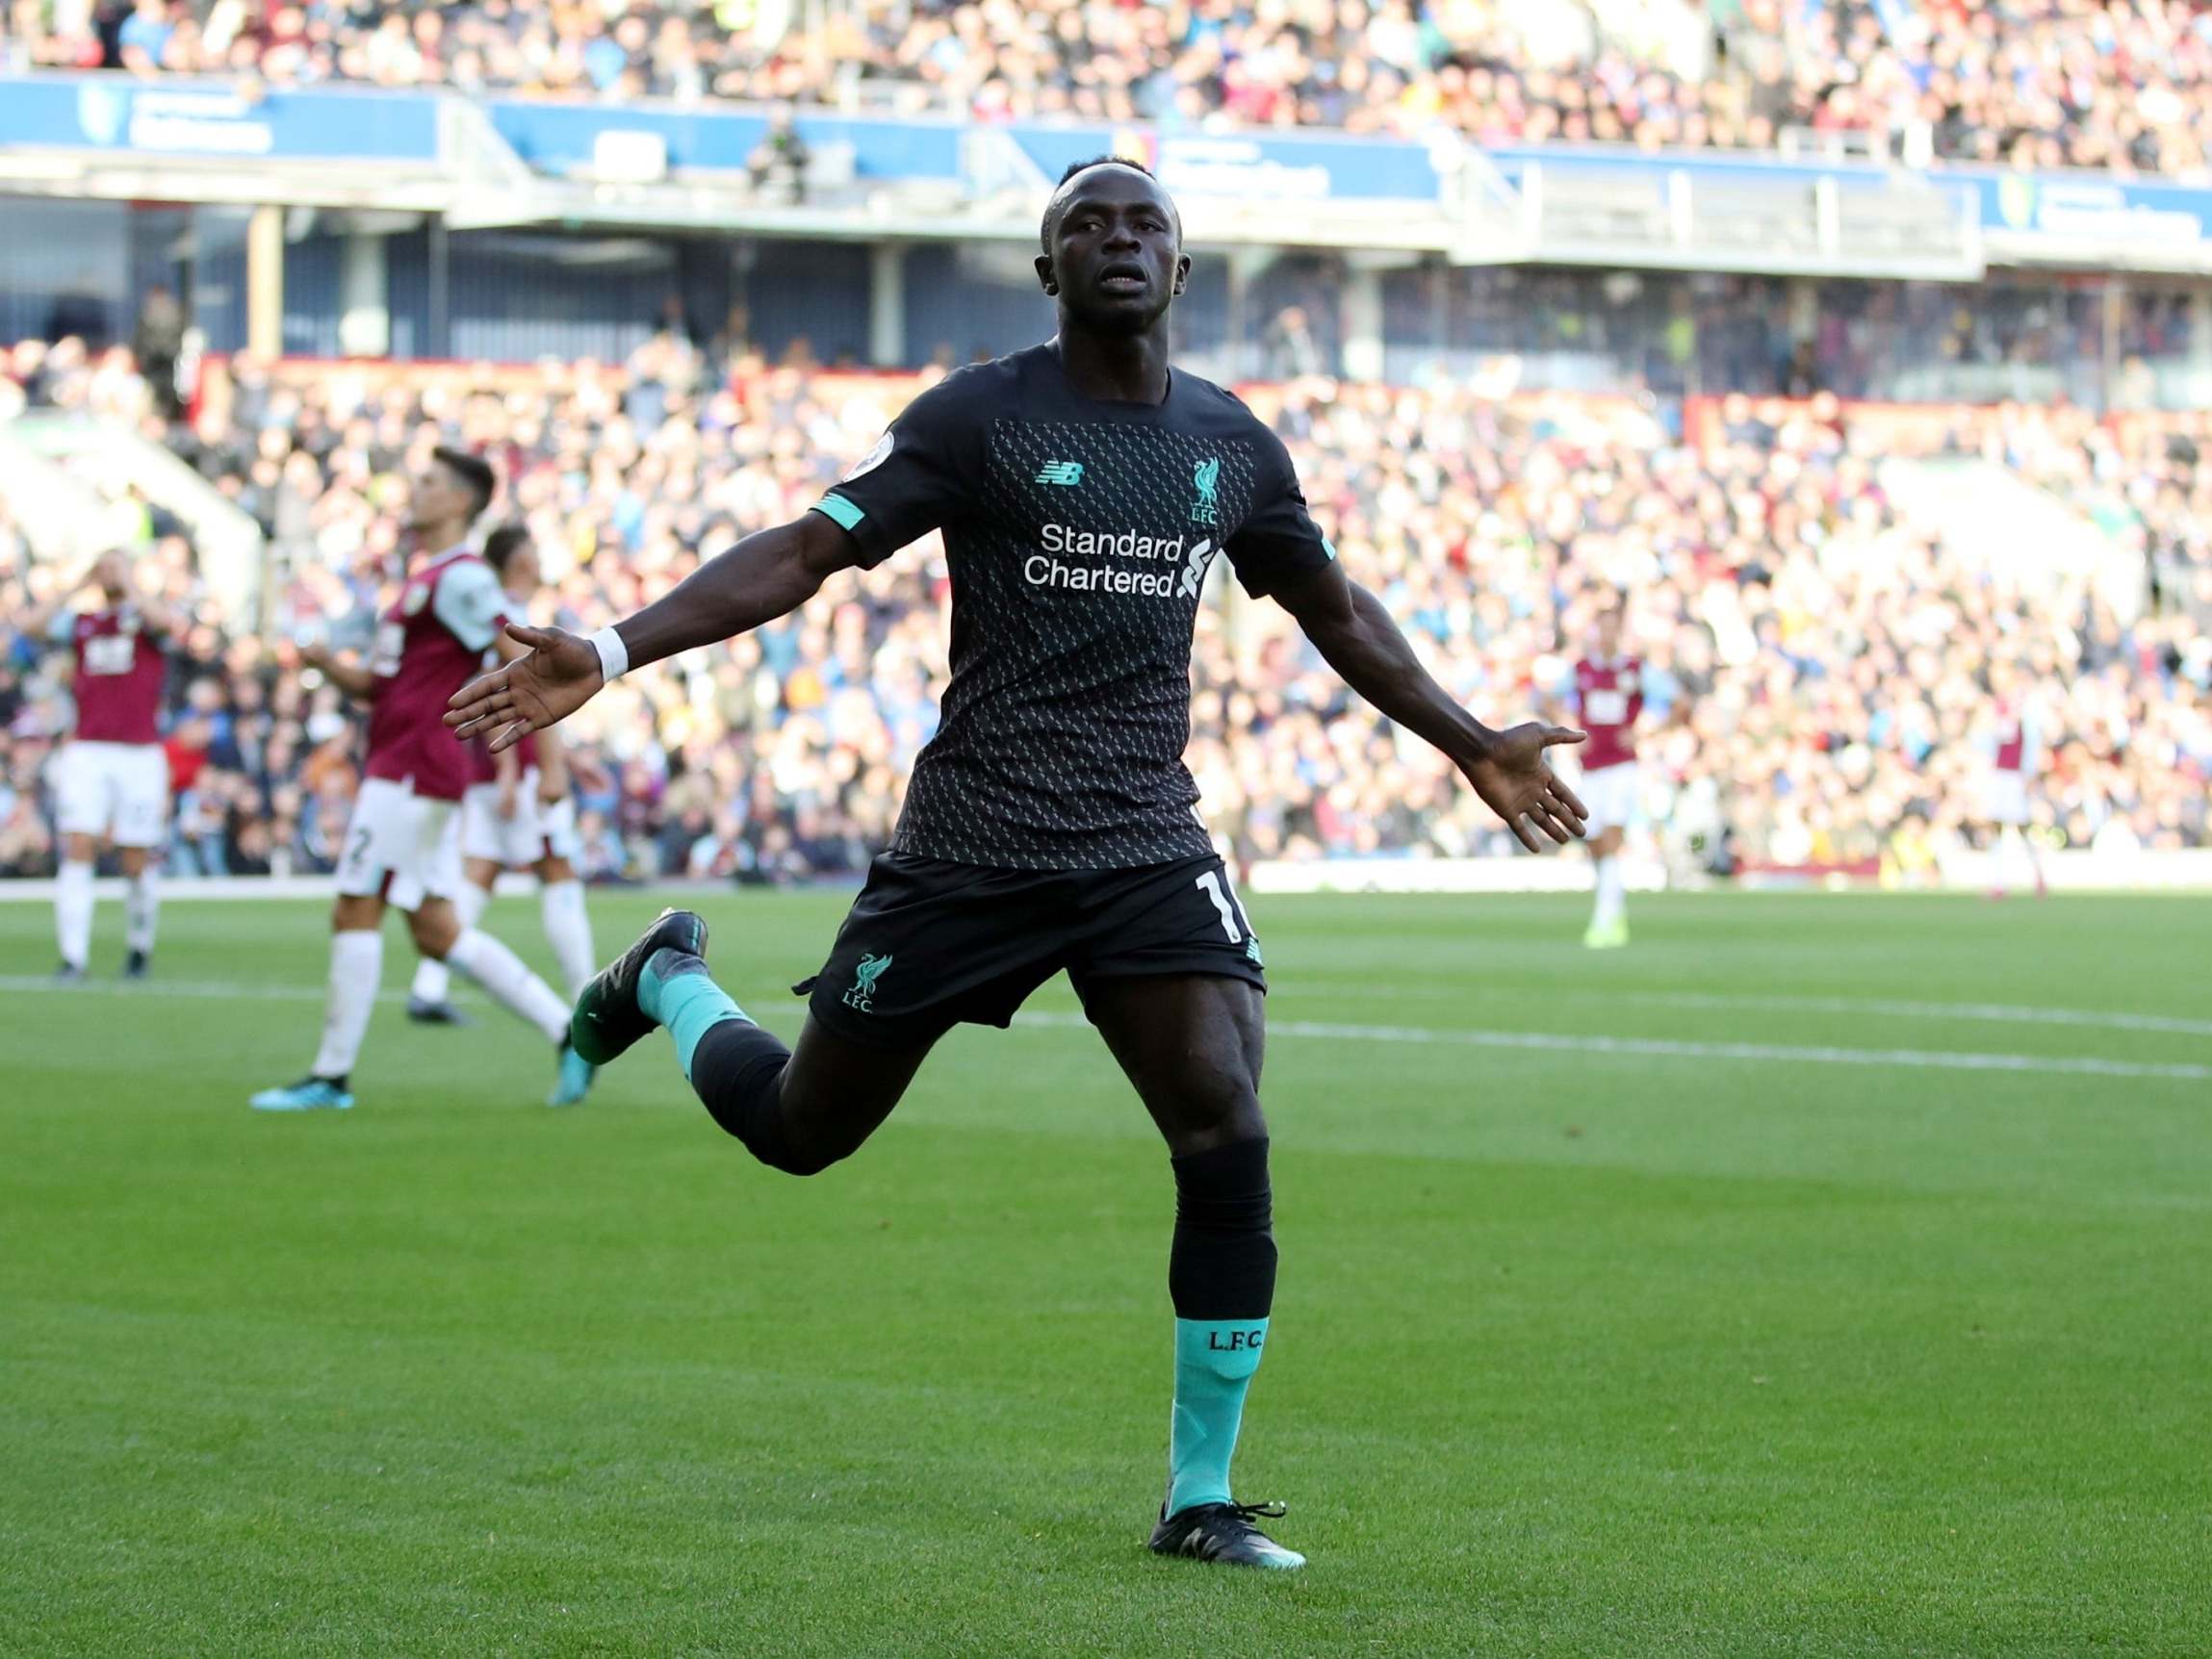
[407,525,597,1023]
[1980,662,2048,900]
[248,450,595,1112]
[24,549,175,981]
[1572,600,1643,948]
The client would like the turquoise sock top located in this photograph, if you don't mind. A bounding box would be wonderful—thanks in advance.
[1168,1316,1270,1516]
[639,952,748,1083]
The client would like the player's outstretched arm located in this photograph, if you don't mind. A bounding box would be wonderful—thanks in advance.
[447,512,863,752]
[1271,560,1589,852]
[299,642,377,700]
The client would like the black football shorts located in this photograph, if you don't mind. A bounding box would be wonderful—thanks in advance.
[795,852,1267,1049]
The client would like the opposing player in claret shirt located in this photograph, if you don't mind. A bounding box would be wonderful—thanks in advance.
[405,525,598,1026]
[25,549,177,982]
[1572,600,1644,949]
[449,160,1587,1569]
[248,449,595,1113]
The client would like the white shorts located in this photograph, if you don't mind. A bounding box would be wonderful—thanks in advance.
[1579,761,1641,835]
[54,740,169,847]
[459,775,582,868]
[1981,771,2030,828]
[334,777,464,911]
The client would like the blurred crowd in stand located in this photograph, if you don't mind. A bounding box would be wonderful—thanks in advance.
[9,1,2212,177]
[2,333,2207,883]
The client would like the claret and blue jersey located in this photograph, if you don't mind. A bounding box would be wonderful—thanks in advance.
[812,342,1336,872]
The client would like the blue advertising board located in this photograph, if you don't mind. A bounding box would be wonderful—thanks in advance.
[487,100,965,181]
[0,74,441,163]
[6,72,2212,253]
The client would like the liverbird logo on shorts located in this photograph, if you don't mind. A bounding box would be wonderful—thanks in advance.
[844,953,894,1012]
[1191,457,1220,526]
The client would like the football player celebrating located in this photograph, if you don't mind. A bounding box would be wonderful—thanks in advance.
[448,160,1587,1567]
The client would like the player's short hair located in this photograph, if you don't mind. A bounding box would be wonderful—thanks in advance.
[431,446,497,523]
[481,523,531,574]
[1040,155,1168,253]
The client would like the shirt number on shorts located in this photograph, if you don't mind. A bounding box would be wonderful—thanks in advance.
[1195,869,1249,943]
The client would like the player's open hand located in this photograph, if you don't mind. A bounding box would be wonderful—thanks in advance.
[446,624,604,753]
[1461,723,1589,852]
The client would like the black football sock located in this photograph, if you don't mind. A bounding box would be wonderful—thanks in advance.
[1166,1136,1277,1515]
[687,1017,816,1173]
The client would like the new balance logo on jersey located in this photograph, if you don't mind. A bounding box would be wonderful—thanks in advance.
[1036,461,1085,486]
[843,952,893,1011]
[1191,457,1221,525]
[1178,538,1217,600]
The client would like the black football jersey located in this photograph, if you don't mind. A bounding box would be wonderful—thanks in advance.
[814,342,1335,870]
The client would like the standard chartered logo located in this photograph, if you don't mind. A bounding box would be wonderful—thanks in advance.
[1024,523,1216,598]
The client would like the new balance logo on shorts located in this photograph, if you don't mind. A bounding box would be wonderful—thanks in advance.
[843,952,893,1011]
[1036,461,1085,486]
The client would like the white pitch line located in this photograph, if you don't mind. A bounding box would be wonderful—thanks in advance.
[1633,990,2212,1040]
[1292,980,2212,1041]
[1014,1011,2212,1083]
[6,978,2204,1084]
[0,975,375,1004]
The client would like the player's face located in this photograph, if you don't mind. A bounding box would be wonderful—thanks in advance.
[1596,609,1623,653]
[408,462,472,534]
[1037,167,1189,333]
[92,550,128,600]
[503,545,542,597]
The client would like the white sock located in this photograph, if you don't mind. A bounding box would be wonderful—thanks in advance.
[540,880,596,1000]
[311,929,385,1080]
[125,868,160,955]
[56,859,94,969]
[1998,825,2039,893]
[1594,855,1625,928]
[446,927,569,1045]
[410,883,487,1004]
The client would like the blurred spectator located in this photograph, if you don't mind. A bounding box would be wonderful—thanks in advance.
[1,337,2206,887]
[7,0,2212,178]
[747,108,811,205]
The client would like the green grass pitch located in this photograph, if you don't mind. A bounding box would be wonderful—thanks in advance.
[2,888,2207,1656]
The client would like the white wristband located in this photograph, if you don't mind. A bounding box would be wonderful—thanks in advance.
[589,625,630,684]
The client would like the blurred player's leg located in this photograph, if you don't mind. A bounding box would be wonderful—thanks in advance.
[1084,974,1301,1570]
[1995,824,2047,900]
[1582,764,1633,948]
[114,745,167,978]
[54,839,95,981]
[415,901,594,1106]
[120,847,159,979]
[538,868,595,1000]
[313,925,385,1081]
[250,896,384,1111]
[1585,827,1628,949]
[408,877,488,1021]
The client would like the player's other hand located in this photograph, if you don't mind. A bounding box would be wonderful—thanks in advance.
[1462,723,1589,853]
[446,624,604,753]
